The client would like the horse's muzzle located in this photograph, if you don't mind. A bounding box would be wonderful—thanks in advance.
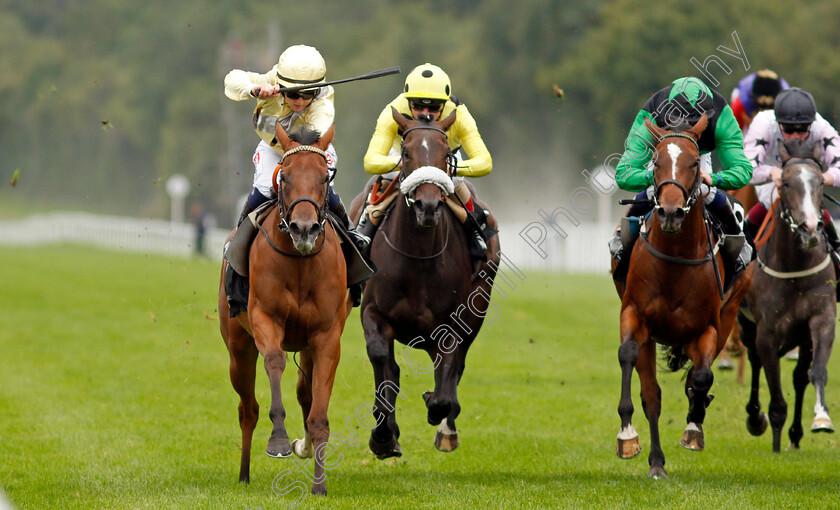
[413,196,443,228]
[288,220,323,253]
[656,206,686,233]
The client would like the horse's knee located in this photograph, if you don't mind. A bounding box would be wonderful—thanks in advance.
[692,366,714,395]
[366,341,389,367]
[264,351,286,371]
[618,341,639,366]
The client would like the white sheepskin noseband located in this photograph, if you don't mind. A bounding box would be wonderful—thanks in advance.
[399,166,454,196]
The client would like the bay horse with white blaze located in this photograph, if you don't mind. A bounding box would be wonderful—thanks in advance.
[218,123,350,495]
[350,108,500,457]
[738,137,835,452]
[613,115,751,478]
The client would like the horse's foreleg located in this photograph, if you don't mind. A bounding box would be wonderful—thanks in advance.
[636,340,665,479]
[681,326,717,452]
[756,325,786,453]
[809,314,835,434]
[741,316,768,436]
[789,345,813,448]
[305,332,341,496]
[362,307,401,458]
[616,306,642,460]
[435,343,469,452]
[292,348,315,459]
[224,324,260,483]
[428,342,459,427]
[251,311,292,458]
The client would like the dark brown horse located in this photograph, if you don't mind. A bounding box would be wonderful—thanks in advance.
[218,123,350,495]
[738,138,835,452]
[614,115,751,478]
[349,108,500,457]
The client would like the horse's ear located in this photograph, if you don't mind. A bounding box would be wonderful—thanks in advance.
[644,118,666,141]
[778,137,791,164]
[687,114,708,140]
[438,110,457,131]
[391,106,411,132]
[275,121,293,151]
[315,124,335,150]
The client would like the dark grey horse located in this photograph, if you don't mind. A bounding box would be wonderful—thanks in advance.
[738,138,835,452]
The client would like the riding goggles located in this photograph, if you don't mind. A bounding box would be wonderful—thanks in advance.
[283,89,318,101]
[409,99,444,113]
[780,122,811,134]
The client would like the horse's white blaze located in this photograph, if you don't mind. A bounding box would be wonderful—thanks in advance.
[617,424,639,440]
[685,422,701,433]
[667,143,682,180]
[438,417,456,435]
[421,138,429,152]
[800,174,821,231]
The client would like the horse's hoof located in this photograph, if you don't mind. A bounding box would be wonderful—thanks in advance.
[647,466,668,480]
[680,423,704,451]
[266,437,292,458]
[811,416,835,433]
[291,438,313,459]
[311,483,327,496]
[747,412,769,436]
[787,442,801,451]
[616,436,641,459]
[717,358,734,370]
[369,434,402,459]
[434,431,459,452]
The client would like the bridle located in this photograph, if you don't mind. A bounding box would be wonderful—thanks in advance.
[777,157,824,233]
[652,133,702,215]
[398,124,457,207]
[266,144,332,257]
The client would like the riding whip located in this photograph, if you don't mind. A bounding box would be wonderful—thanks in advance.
[277,66,401,94]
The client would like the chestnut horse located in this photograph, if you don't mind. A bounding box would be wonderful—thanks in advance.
[349,108,500,458]
[614,115,751,479]
[218,124,350,495]
[738,138,835,452]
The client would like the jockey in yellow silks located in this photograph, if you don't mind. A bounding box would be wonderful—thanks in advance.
[359,63,493,259]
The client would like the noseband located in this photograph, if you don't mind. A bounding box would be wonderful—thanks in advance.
[652,133,702,215]
[398,124,457,207]
[267,144,331,257]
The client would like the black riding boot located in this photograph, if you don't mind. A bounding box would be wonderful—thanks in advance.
[355,214,378,257]
[224,200,256,317]
[331,198,371,254]
[330,198,370,308]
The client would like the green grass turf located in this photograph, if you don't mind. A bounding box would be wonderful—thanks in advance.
[1,245,838,509]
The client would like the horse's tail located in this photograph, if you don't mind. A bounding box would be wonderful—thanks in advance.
[660,345,691,372]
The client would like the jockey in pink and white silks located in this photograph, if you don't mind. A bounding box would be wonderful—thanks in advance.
[742,87,840,280]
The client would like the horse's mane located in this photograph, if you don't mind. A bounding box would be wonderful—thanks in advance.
[288,124,322,145]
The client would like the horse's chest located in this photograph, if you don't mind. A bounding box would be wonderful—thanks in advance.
[643,299,710,343]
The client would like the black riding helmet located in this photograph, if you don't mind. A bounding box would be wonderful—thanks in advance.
[775,87,816,124]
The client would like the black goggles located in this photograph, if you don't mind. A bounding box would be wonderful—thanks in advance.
[283,89,318,101]
[780,123,811,134]
[409,100,444,113]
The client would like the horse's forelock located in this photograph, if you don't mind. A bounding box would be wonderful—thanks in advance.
[288,124,322,146]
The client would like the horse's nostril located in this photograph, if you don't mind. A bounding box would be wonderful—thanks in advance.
[289,222,301,236]
[673,209,685,222]
[308,224,321,238]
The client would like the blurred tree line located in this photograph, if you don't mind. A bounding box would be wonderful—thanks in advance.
[0,0,835,225]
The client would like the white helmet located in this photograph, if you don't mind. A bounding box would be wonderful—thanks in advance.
[276,45,326,90]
